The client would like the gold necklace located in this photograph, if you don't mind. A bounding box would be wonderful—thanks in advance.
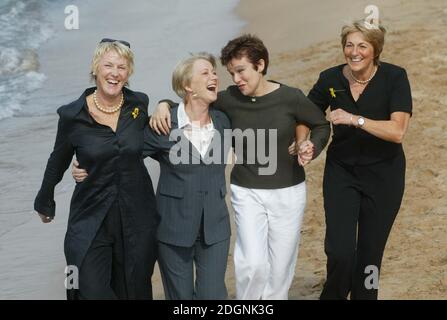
[349,66,377,85]
[93,90,124,114]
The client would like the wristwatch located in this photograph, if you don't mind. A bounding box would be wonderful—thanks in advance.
[357,116,365,128]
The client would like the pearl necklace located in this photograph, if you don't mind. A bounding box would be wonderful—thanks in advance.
[93,90,124,114]
[349,66,377,85]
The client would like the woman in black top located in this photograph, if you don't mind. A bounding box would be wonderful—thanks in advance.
[34,39,158,299]
[305,20,412,299]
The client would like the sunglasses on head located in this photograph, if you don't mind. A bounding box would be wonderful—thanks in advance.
[100,38,130,48]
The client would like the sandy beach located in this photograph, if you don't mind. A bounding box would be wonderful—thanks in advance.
[235,0,447,299]
[1,0,446,300]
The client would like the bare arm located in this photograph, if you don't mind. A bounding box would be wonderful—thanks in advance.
[296,124,314,166]
[330,109,411,143]
[296,124,310,144]
[288,124,315,166]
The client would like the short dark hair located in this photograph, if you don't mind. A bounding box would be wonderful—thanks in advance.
[220,34,269,75]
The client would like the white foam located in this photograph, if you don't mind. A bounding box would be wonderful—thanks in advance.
[0,0,55,120]
[25,71,47,90]
[0,1,26,21]
[0,48,22,74]
[0,48,40,75]
[0,98,22,120]
[0,69,46,120]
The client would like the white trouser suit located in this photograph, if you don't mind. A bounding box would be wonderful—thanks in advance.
[230,182,306,299]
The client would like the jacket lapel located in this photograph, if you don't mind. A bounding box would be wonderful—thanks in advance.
[202,109,224,163]
[170,107,202,162]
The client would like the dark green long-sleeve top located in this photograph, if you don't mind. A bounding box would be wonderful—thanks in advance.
[214,81,330,189]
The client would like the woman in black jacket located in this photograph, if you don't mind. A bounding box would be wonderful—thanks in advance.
[34,39,158,299]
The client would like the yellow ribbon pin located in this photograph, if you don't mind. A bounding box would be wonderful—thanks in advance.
[329,88,336,98]
[131,107,139,119]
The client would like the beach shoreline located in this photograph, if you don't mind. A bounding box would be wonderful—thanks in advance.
[1,0,446,300]
[0,0,242,300]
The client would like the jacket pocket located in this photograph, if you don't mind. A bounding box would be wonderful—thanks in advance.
[159,182,185,199]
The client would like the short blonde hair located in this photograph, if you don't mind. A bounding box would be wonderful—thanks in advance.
[172,52,217,100]
[90,41,134,84]
[341,20,386,65]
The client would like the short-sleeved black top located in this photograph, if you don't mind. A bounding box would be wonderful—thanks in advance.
[308,62,412,166]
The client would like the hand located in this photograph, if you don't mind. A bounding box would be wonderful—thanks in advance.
[288,141,297,156]
[72,159,88,183]
[149,102,171,135]
[297,140,314,166]
[38,213,53,223]
[329,108,353,126]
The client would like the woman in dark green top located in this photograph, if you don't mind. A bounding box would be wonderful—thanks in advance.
[305,20,412,300]
[151,34,330,299]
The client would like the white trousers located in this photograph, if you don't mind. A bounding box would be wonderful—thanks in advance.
[230,182,306,300]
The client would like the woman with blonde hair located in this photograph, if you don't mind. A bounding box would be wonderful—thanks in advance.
[73,52,232,300]
[142,52,232,300]
[150,35,330,300]
[35,39,158,299]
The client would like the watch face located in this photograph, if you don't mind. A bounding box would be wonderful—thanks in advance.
[358,117,365,126]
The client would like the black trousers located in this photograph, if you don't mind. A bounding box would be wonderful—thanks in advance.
[320,152,406,300]
[77,202,157,300]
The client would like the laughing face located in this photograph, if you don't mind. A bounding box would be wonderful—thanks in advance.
[95,49,130,99]
[226,56,264,97]
[344,31,375,75]
[186,59,218,104]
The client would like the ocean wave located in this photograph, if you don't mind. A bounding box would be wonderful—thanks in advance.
[0,48,40,75]
[0,0,54,120]
[0,71,47,121]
